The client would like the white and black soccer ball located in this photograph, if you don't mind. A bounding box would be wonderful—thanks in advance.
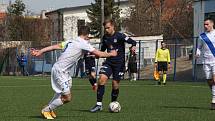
[108,101,121,113]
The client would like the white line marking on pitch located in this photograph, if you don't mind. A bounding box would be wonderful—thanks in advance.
[0,84,208,88]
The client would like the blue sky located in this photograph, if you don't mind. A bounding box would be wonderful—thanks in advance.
[2,0,94,13]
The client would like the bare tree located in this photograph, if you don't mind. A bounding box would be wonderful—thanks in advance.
[123,0,193,41]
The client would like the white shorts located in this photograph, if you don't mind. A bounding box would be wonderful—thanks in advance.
[51,67,72,94]
[203,63,215,79]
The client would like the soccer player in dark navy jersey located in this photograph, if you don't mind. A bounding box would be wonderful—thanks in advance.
[84,51,97,91]
[90,19,136,112]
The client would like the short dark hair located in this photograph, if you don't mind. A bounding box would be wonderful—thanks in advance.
[204,17,215,24]
[161,41,165,44]
[78,26,90,36]
[103,19,115,26]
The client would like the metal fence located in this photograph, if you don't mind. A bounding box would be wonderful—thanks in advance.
[0,37,204,82]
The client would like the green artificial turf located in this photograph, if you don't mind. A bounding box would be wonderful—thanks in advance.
[0,76,213,121]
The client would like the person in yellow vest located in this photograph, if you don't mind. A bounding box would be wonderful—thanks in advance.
[154,41,171,85]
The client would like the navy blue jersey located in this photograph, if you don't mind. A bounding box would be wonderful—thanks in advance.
[84,52,95,68]
[101,32,136,63]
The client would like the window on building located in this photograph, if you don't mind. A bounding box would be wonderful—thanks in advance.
[77,19,85,30]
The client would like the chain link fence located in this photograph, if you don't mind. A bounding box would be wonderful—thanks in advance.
[0,37,204,82]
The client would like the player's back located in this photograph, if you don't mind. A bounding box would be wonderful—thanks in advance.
[54,37,94,72]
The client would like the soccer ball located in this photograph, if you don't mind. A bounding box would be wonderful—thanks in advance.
[108,101,121,113]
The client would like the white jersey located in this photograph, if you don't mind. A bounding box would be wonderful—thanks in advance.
[51,37,95,93]
[197,29,215,64]
[53,37,95,72]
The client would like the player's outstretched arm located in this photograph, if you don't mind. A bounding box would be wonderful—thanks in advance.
[91,49,117,58]
[31,44,62,57]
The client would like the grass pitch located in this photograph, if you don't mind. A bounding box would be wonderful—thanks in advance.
[0,76,213,121]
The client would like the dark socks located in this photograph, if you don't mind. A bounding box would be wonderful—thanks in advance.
[97,85,105,102]
[111,89,119,102]
[89,78,96,86]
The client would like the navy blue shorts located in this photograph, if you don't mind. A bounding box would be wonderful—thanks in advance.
[157,62,168,71]
[85,66,96,75]
[99,62,124,81]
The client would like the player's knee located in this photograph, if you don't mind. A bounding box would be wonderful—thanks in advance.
[98,74,108,85]
[91,72,96,77]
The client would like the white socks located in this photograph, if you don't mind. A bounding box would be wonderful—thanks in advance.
[43,98,63,112]
[48,98,64,110]
[133,73,137,81]
[43,93,63,112]
[48,93,61,105]
[96,102,102,106]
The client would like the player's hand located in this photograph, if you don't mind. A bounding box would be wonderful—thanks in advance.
[30,48,42,56]
[109,50,117,57]
[95,55,100,59]
[168,64,171,70]
[154,63,158,68]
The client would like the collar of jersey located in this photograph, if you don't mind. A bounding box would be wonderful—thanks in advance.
[77,37,88,43]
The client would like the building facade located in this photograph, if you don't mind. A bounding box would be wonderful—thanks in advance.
[0,3,7,23]
[45,1,131,41]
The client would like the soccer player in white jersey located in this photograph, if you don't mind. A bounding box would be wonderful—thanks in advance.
[31,26,117,119]
[196,17,215,110]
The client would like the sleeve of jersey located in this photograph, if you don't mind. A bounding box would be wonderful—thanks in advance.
[155,49,159,63]
[122,33,136,46]
[100,39,107,51]
[60,41,68,49]
[81,42,95,52]
[167,49,171,63]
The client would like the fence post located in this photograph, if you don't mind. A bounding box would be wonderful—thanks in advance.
[192,37,198,81]
[173,38,178,81]
[96,42,101,79]
[138,40,141,80]
[42,54,45,77]
[156,39,158,52]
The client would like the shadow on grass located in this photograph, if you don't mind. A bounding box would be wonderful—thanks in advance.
[28,115,82,119]
[161,105,209,110]
[28,116,43,119]
[10,115,43,119]
[74,109,110,114]
[72,88,91,91]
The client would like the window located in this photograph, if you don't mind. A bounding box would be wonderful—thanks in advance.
[77,19,85,30]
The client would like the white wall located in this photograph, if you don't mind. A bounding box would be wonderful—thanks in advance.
[63,9,90,40]
[61,3,130,40]
[0,4,7,12]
